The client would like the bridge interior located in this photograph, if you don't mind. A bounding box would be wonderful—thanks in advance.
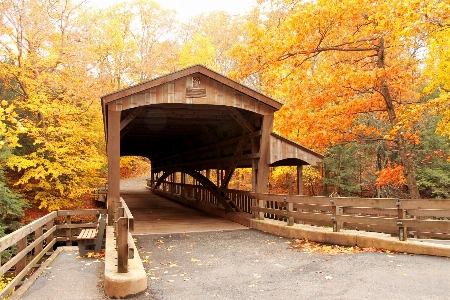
[120,177,247,234]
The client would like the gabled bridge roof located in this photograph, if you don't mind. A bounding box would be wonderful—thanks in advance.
[101,65,322,171]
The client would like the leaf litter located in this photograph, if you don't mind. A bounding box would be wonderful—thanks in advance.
[289,238,400,255]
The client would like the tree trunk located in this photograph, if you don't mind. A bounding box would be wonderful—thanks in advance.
[377,38,421,199]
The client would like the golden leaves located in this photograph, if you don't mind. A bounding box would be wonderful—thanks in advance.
[290,238,399,255]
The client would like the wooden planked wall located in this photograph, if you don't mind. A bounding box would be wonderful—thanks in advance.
[109,73,274,115]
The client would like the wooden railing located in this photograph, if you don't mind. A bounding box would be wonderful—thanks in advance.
[251,194,450,241]
[114,198,135,273]
[150,179,253,212]
[0,209,106,298]
[149,179,450,241]
[223,188,253,214]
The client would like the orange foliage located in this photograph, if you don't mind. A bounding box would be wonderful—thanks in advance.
[375,164,407,188]
[120,156,151,179]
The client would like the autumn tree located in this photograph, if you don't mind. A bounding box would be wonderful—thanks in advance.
[231,0,450,199]
[178,11,245,73]
[131,0,178,82]
[417,7,450,139]
[0,0,106,210]
[80,0,179,90]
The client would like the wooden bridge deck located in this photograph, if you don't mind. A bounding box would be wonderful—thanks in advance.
[120,177,247,234]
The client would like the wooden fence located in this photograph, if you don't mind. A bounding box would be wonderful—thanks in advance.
[0,209,106,298]
[251,194,450,241]
[151,179,450,241]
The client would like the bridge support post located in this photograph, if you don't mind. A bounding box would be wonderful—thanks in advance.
[287,174,294,226]
[107,110,121,226]
[256,114,273,194]
[297,165,304,195]
[254,115,273,220]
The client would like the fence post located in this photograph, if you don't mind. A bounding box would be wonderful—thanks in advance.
[46,219,54,252]
[258,194,265,220]
[397,201,407,241]
[286,175,294,225]
[331,199,341,232]
[16,237,27,273]
[117,217,128,273]
[252,197,257,219]
[34,227,43,256]
[65,214,72,246]
[287,200,294,226]
[114,206,125,238]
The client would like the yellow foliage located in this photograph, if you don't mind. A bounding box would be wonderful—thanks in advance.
[0,0,107,210]
[178,33,217,70]
[120,156,151,179]
[0,275,14,299]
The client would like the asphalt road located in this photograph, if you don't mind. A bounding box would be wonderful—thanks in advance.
[132,229,450,300]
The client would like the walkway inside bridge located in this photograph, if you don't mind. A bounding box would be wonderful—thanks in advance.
[120,176,247,234]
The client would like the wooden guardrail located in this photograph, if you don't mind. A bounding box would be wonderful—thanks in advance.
[149,179,252,212]
[251,194,450,241]
[114,198,135,273]
[150,179,450,241]
[0,209,105,298]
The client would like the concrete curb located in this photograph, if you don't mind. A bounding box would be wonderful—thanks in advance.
[104,226,147,299]
[249,219,450,257]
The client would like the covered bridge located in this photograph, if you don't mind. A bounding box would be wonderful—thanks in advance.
[101,65,323,220]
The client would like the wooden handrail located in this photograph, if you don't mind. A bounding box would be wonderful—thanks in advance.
[0,209,106,299]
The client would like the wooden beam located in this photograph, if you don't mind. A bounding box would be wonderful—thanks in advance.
[107,109,121,225]
[120,122,135,139]
[120,107,144,131]
[297,165,304,195]
[256,115,274,193]
[220,137,248,192]
[251,136,259,193]
[153,153,259,171]
[228,107,256,133]
[153,130,261,165]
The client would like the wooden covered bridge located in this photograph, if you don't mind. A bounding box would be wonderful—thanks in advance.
[101,64,323,221]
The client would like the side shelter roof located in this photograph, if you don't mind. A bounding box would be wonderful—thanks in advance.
[101,65,323,169]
